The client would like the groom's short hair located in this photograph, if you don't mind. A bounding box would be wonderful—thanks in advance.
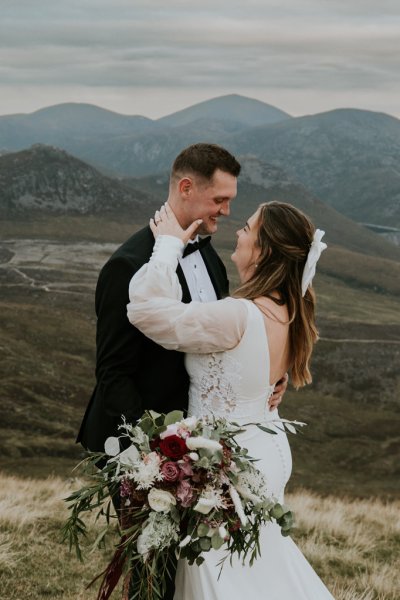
[171,143,241,182]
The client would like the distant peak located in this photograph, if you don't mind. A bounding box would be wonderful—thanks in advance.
[157,94,291,128]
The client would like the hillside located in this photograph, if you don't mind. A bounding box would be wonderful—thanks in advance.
[126,157,400,264]
[0,145,158,217]
[225,109,400,228]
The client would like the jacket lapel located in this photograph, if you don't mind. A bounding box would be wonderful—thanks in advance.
[200,244,229,299]
[176,263,192,303]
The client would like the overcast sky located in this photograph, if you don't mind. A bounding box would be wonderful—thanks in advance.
[1,0,399,119]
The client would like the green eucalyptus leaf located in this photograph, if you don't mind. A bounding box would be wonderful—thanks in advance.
[199,537,211,551]
[197,523,210,537]
[164,410,185,425]
[154,425,167,437]
[211,535,225,550]
[170,506,181,524]
[148,410,162,420]
[139,417,153,434]
[271,504,285,519]
[191,541,201,553]
[257,424,278,435]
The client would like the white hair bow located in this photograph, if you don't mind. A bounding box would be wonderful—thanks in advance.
[301,229,327,297]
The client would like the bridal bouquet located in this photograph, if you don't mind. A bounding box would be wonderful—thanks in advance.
[62,410,301,600]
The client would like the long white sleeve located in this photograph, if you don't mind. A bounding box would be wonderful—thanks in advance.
[127,235,247,353]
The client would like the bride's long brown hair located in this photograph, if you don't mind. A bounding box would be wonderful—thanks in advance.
[234,201,319,388]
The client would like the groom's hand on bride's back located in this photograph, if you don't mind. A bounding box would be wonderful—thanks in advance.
[268,373,288,411]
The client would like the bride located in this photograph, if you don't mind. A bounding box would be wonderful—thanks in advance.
[127,201,333,599]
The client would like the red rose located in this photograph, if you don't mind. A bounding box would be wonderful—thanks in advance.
[159,435,188,459]
[161,461,180,482]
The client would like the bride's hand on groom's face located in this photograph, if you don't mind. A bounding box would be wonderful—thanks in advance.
[150,203,202,244]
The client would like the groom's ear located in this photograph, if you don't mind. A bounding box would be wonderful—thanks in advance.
[178,177,193,198]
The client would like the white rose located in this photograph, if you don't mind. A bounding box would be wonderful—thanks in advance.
[159,423,180,439]
[148,488,176,513]
[186,436,222,452]
[181,416,198,430]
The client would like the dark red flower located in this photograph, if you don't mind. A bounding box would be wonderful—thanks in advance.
[120,478,132,498]
[150,437,160,451]
[159,435,188,459]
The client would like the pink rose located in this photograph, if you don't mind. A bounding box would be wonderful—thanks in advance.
[179,458,194,479]
[177,480,195,508]
[161,461,180,482]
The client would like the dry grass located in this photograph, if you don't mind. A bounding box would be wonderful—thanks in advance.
[289,492,400,599]
[0,473,122,600]
[0,473,399,600]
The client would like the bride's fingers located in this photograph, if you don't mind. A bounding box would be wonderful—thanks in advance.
[162,203,176,224]
[163,203,174,220]
[184,219,203,241]
[159,205,168,220]
[149,218,158,237]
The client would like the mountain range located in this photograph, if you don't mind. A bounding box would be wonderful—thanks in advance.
[0,144,157,218]
[3,142,399,292]
[0,94,399,229]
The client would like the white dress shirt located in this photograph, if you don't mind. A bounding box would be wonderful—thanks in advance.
[178,237,218,303]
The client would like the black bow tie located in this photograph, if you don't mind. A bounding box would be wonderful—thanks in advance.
[182,236,211,258]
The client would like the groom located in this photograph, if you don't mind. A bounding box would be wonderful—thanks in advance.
[77,143,286,599]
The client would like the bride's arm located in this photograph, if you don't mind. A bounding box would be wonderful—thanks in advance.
[127,235,247,353]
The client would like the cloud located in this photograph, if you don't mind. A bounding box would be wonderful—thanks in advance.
[0,0,399,116]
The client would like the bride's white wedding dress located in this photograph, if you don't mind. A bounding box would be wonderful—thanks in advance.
[175,300,334,599]
[127,236,335,600]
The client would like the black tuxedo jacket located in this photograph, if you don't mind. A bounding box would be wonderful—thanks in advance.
[77,226,229,452]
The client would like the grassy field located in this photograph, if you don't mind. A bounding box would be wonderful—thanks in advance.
[0,474,398,600]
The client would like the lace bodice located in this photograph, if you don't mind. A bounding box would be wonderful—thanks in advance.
[186,300,276,425]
